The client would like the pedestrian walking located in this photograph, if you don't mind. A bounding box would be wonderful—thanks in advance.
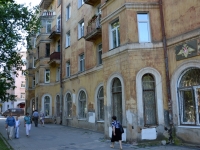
[32,109,39,127]
[39,111,45,127]
[24,112,31,137]
[5,112,16,140]
[15,115,20,139]
[110,116,123,150]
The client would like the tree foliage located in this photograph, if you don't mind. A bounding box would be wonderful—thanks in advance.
[0,0,40,102]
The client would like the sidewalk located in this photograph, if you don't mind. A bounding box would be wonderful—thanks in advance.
[0,116,198,150]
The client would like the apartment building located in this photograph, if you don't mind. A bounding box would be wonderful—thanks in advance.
[26,0,200,144]
[0,51,26,112]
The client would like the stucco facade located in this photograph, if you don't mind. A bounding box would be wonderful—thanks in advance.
[25,0,200,144]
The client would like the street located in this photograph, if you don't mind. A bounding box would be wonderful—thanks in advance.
[0,116,198,150]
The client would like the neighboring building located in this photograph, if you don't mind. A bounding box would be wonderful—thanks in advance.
[26,0,200,144]
[0,51,26,112]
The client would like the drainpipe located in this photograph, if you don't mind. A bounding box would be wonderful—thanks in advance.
[60,0,63,125]
[159,0,173,126]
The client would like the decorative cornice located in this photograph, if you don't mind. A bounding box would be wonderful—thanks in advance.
[102,42,163,59]
[101,2,159,24]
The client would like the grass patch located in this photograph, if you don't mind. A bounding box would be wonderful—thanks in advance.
[0,133,13,150]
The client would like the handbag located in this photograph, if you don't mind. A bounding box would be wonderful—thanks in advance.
[119,123,124,133]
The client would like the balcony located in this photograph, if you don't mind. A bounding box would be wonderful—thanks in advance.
[85,14,102,41]
[40,11,56,19]
[48,52,60,67]
[40,0,53,9]
[49,25,61,39]
[84,0,100,6]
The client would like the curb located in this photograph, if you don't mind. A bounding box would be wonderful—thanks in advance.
[0,132,13,150]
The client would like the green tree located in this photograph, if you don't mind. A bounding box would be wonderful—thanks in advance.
[0,0,40,102]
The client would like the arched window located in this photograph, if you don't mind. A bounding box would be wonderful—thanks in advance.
[78,91,86,119]
[142,74,157,126]
[97,87,104,121]
[178,68,200,125]
[66,93,72,118]
[44,96,50,117]
[112,78,122,123]
[56,95,60,116]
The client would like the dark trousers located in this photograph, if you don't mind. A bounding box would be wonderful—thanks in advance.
[34,117,38,127]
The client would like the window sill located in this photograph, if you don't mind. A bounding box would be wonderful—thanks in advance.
[65,46,70,49]
[177,126,200,129]
[78,36,84,41]
[78,119,87,121]
[97,120,104,123]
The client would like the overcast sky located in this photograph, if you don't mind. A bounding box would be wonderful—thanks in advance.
[15,0,41,7]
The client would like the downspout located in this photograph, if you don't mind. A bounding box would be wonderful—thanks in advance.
[60,0,63,125]
[159,0,173,126]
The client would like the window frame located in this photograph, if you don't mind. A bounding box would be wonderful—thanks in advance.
[66,31,70,47]
[32,77,35,88]
[45,69,50,83]
[78,0,84,8]
[79,53,85,72]
[56,68,60,82]
[21,81,25,88]
[46,21,51,33]
[66,4,71,21]
[137,13,151,43]
[97,43,102,65]
[97,86,104,121]
[78,20,84,39]
[78,90,87,119]
[109,20,120,49]
[20,93,25,99]
[66,61,70,77]
[66,93,72,118]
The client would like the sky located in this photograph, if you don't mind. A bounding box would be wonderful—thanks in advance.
[15,0,41,7]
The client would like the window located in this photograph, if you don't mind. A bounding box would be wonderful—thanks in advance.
[44,96,50,117]
[79,54,85,72]
[33,38,36,48]
[57,0,61,6]
[110,20,120,49]
[78,0,84,8]
[142,74,157,126]
[45,69,50,83]
[46,21,51,33]
[66,4,71,21]
[66,93,72,118]
[78,20,84,39]
[46,43,50,57]
[66,61,70,77]
[66,31,70,47]
[178,68,200,125]
[112,78,122,123]
[37,46,39,59]
[57,16,61,32]
[97,87,104,121]
[33,57,36,68]
[21,81,25,88]
[137,13,151,43]
[57,40,60,52]
[97,44,102,65]
[32,99,35,111]
[78,91,87,119]
[36,97,38,110]
[36,71,39,84]
[32,77,35,88]
[21,70,25,76]
[56,68,60,81]
[21,93,25,99]
[56,95,60,116]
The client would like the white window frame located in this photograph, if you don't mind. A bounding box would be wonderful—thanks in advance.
[56,68,60,81]
[57,40,60,52]
[137,13,151,43]
[46,21,51,33]
[66,4,71,21]
[97,86,104,121]
[66,31,70,47]
[65,93,72,118]
[57,16,61,32]
[109,20,120,49]
[78,20,84,39]
[32,77,35,88]
[66,61,70,77]
[78,90,87,119]
[45,69,50,83]
[41,94,52,118]
[97,43,102,65]
[20,93,25,99]
[79,53,85,72]
[78,0,84,8]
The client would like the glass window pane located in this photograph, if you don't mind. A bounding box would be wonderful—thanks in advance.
[112,30,116,48]
[137,14,148,21]
[138,22,149,42]
[181,90,195,123]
